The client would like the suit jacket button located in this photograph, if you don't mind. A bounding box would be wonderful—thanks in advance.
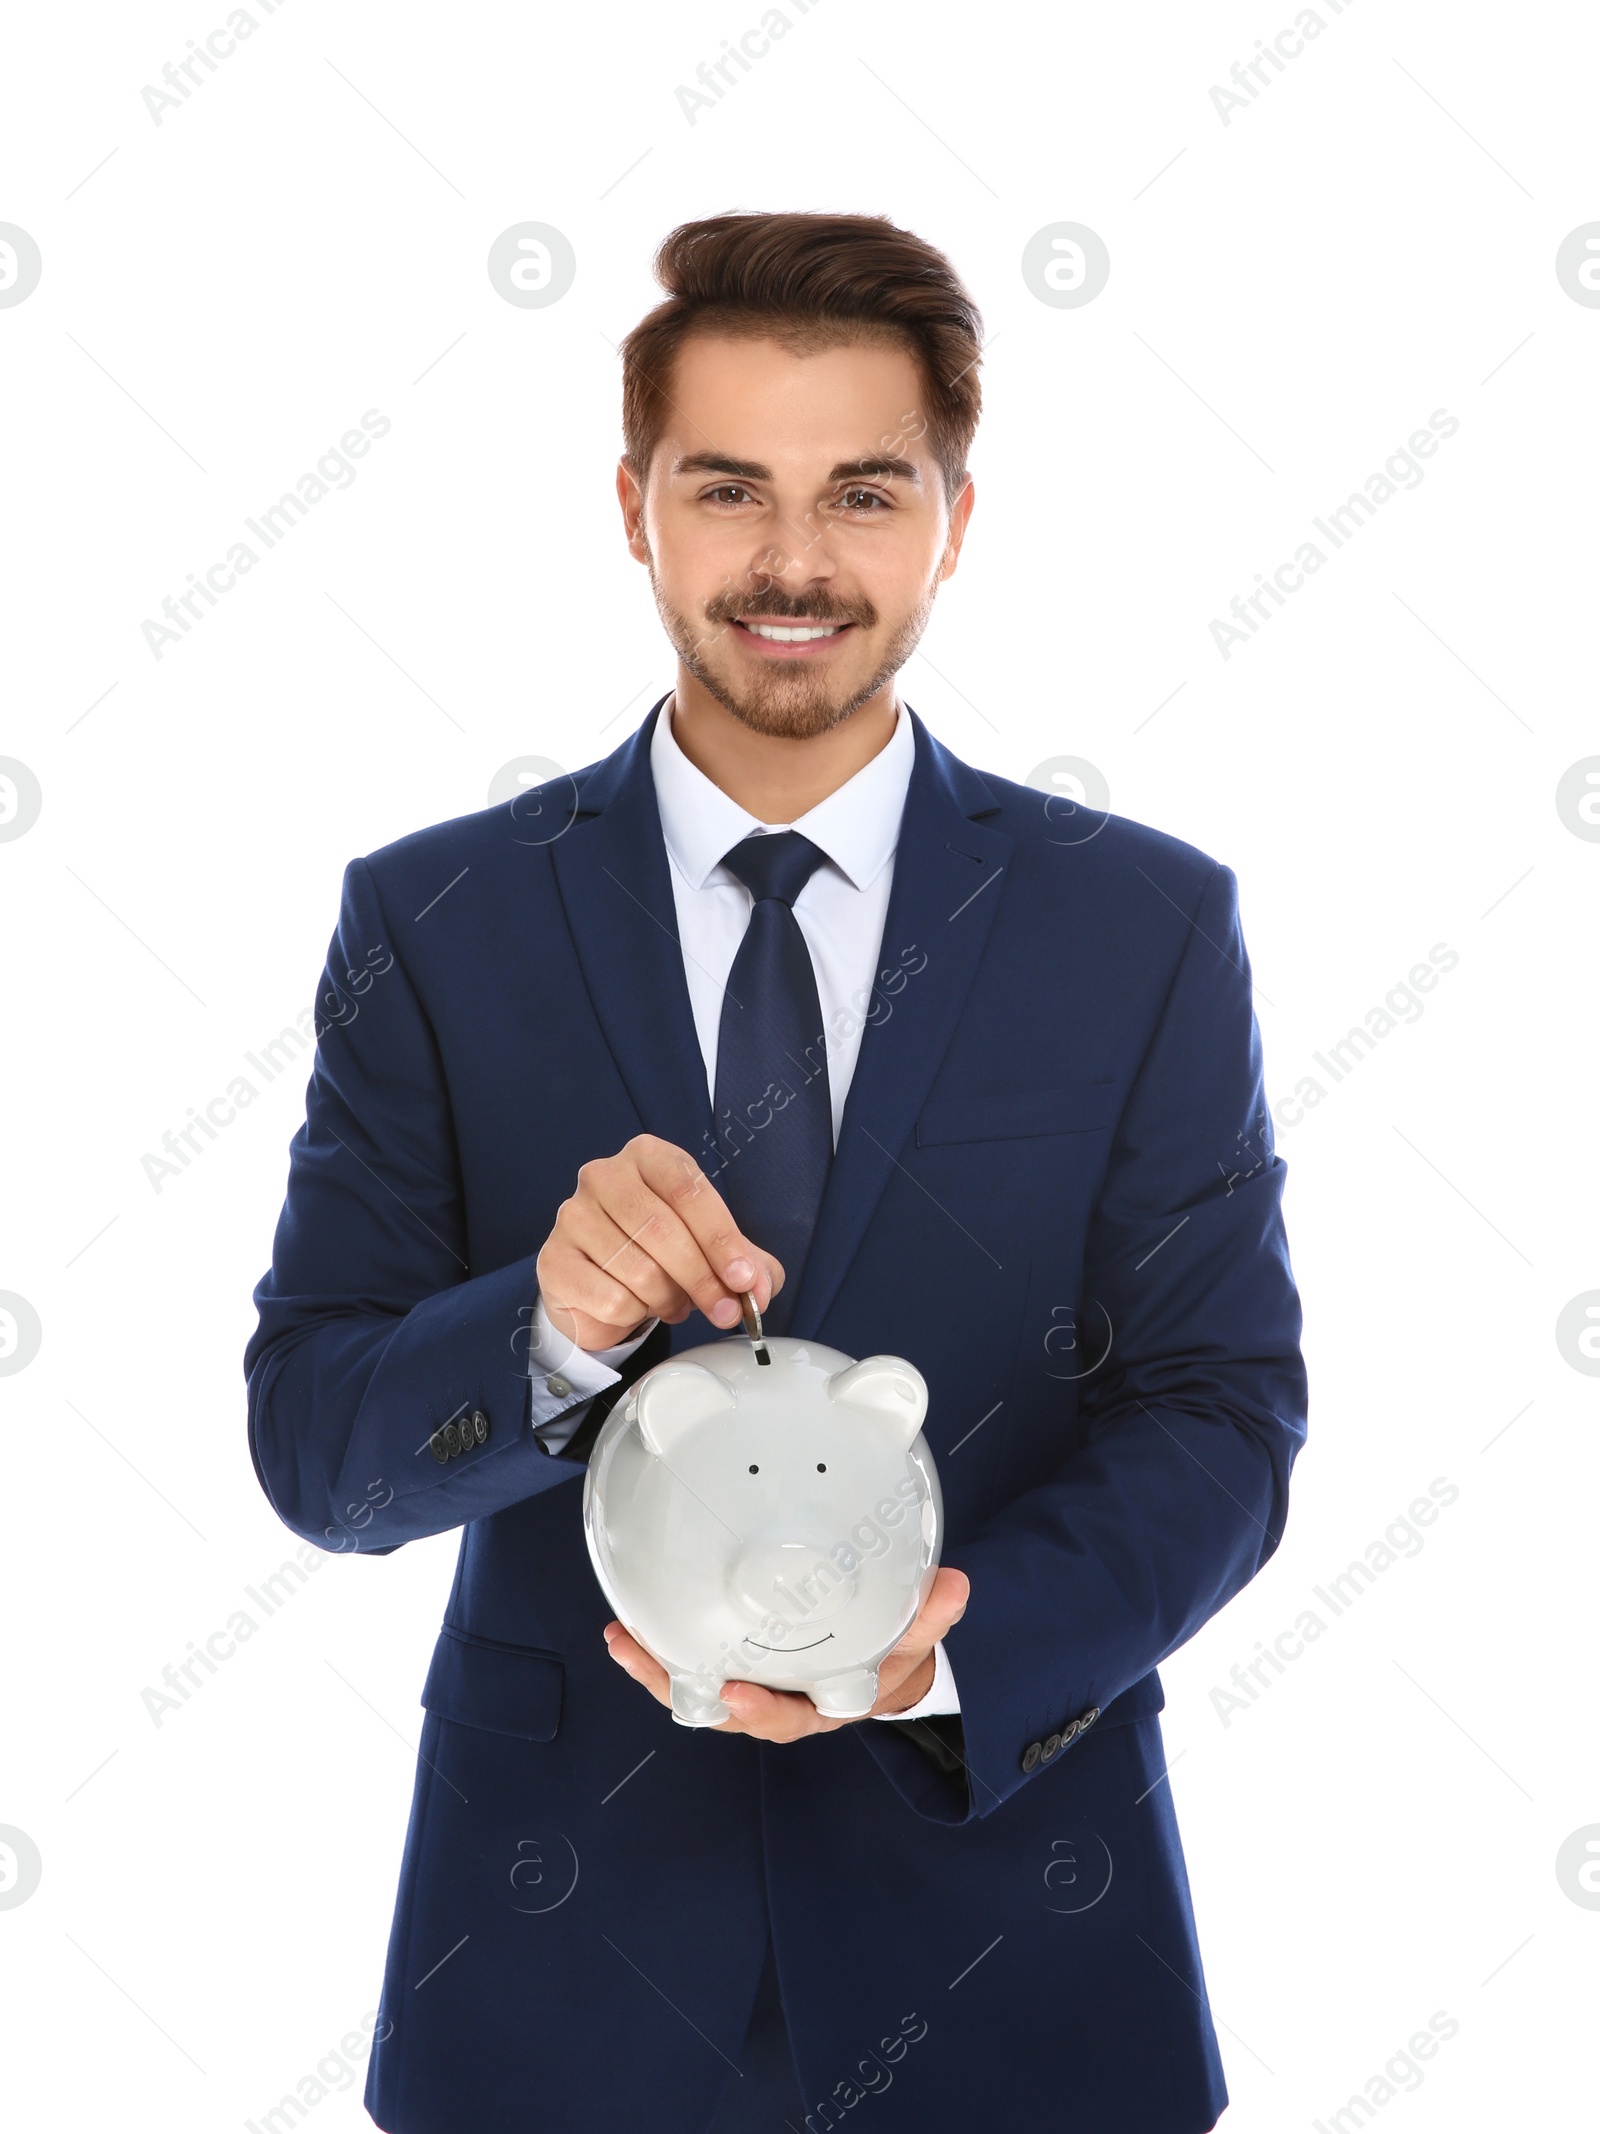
[429,1430,448,1464]
[1081,1706,1100,1728]
[1061,1719,1081,1745]
[1040,1731,1062,1762]
[547,1374,573,1399]
[472,1409,489,1444]
[442,1421,461,1456]
[1021,1741,1042,1772]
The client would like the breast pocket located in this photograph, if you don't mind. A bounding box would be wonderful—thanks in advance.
[421,1626,565,1741]
[914,1081,1121,1148]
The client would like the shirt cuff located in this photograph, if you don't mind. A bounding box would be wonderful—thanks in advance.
[527,1290,659,1455]
[871,1637,960,1720]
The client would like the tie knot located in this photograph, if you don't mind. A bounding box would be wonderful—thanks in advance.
[720,829,828,909]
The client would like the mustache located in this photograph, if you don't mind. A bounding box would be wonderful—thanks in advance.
[704,587,878,629]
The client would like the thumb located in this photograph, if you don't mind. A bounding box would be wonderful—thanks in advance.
[928,1566,970,1632]
[897,1568,968,1654]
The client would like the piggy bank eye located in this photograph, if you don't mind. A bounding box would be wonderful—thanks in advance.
[816,1462,827,1472]
[748,1464,759,1474]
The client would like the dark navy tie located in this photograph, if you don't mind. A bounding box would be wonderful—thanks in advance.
[712,831,833,1334]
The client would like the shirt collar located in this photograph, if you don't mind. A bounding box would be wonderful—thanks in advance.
[649,692,915,894]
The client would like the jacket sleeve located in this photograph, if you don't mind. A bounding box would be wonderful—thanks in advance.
[855,860,1308,1823]
[243,855,596,1554]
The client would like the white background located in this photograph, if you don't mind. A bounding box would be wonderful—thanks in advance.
[2,1,1596,2126]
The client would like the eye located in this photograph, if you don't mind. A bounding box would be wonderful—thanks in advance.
[748,1463,759,1474]
[836,486,888,512]
[704,484,755,507]
[816,1462,827,1472]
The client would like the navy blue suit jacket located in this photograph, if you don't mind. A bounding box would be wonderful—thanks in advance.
[245,699,1306,2134]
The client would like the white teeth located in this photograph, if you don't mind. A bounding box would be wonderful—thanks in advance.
[744,622,841,642]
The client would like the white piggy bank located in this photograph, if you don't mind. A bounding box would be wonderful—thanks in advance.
[582,1335,942,1727]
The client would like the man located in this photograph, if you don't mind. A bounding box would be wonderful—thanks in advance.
[246,211,1307,2134]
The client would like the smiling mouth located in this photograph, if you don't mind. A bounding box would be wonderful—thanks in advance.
[741,1632,836,1651]
[732,618,853,646]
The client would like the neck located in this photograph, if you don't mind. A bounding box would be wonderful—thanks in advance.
[666,666,900,822]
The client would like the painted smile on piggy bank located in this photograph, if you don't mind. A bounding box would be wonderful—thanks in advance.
[582,1337,943,1727]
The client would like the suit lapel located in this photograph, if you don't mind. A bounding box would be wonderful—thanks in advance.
[791,709,1012,1334]
[550,699,1014,1335]
[548,697,717,1162]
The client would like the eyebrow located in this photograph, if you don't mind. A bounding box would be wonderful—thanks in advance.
[671,450,922,489]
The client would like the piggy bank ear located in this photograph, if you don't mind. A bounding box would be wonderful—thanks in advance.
[634,1361,737,1461]
[825,1356,928,1449]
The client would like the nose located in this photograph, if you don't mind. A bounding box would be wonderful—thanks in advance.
[729,1535,857,1625]
[749,537,841,596]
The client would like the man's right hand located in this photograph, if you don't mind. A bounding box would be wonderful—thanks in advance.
[535,1134,784,1352]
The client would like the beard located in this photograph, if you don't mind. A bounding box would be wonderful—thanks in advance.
[647,568,937,741]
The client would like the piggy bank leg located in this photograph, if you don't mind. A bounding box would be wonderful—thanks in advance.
[669,1673,731,1728]
[808,1667,879,1720]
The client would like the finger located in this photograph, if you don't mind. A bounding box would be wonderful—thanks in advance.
[872,1570,972,1699]
[572,1160,734,1321]
[899,1566,970,1649]
[553,1198,697,1323]
[725,1681,814,1732]
[536,1243,660,1349]
[719,1680,837,1741]
[602,1624,672,1708]
[627,1139,787,1315]
[585,1143,779,1327]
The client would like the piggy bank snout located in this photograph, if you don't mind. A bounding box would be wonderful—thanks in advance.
[729,1537,858,1625]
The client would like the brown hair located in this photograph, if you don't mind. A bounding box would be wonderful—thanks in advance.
[620,211,983,504]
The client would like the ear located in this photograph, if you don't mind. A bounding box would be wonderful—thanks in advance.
[616,456,649,564]
[634,1360,737,1461]
[824,1356,928,1450]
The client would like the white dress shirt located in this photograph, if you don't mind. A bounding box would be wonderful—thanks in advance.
[525,694,959,1722]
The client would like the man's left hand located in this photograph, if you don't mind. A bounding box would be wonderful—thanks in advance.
[602,1567,971,1741]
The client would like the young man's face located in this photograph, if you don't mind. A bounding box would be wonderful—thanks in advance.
[618,333,974,740]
